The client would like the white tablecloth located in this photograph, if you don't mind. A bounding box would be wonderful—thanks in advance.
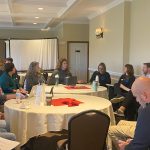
[4,94,115,145]
[45,84,108,98]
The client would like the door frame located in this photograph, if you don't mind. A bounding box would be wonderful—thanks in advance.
[67,41,89,82]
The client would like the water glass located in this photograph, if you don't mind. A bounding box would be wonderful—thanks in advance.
[16,92,21,103]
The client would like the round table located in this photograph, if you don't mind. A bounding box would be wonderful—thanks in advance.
[4,94,115,145]
[45,84,108,98]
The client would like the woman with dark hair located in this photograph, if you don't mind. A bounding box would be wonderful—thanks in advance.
[0,63,27,94]
[5,57,13,63]
[111,64,135,103]
[25,61,44,92]
[51,58,72,84]
[0,63,27,111]
[5,57,20,89]
[112,63,149,117]
[90,62,111,87]
[0,63,17,93]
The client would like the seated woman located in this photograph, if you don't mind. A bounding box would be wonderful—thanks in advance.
[0,63,19,94]
[25,61,44,92]
[50,58,72,84]
[5,57,20,89]
[90,62,111,87]
[115,63,150,117]
[111,64,135,103]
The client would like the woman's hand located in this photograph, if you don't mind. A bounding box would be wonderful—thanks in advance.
[120,84,130,92]
[13,89,17,93]
[118,139,132,150]
[19,88,28,94]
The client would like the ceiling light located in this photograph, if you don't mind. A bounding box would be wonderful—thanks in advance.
[33,23,37,25]
[38,7,43,10]
[35,17,39,19]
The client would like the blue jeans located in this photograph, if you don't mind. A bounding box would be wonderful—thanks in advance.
[0,120,16,141]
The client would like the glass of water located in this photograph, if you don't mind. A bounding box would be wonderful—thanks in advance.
[16,92,21,104]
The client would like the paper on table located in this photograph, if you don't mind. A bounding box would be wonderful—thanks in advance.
[0,137,20,150]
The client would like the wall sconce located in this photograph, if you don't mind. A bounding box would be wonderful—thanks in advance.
[95,27,103,39]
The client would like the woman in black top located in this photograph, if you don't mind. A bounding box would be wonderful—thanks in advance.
[90,63,111,87]
[114,64,135,98]
[111,64,136,116]
[51,58,72,84]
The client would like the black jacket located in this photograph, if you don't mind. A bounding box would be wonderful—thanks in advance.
[90,71,111,87]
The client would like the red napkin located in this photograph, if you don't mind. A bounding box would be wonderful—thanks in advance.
[51,98,83,107]
[64,86,90,90]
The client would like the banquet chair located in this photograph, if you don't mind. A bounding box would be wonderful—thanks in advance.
[57,110,110,150]
[106,84,115,100]
[43,72,48,81]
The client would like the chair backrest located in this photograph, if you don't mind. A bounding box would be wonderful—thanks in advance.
[68,110,110,150]
[43,72,48,81]
[46,76,56,85]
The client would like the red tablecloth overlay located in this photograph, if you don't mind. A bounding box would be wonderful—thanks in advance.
[51,98,83,107]
[64,86,90,90]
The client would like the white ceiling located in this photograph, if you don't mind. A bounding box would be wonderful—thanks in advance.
[0,0,117,29]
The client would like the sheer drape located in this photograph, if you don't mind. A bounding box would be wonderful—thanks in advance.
[9,39,58,70]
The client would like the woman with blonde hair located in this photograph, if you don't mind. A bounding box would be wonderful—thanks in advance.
[90,62,111,87]
[51,58,72,84]
[25,62,44,92]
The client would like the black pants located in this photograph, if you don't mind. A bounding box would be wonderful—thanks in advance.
[122,91,140,120]
[107,83,126,100]
[114,83,128,97]
[121,91,135,108]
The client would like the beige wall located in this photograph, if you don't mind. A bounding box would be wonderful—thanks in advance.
[0,28,55,39]
[89,3,125,73]
[54,23,89,58]
[0,23,89,62]
[89,0,150,76]
[123,2,131,66]
[0,0,149,76]
[53,23,65,58]
[86,1,150,79]
[129,0,150,74]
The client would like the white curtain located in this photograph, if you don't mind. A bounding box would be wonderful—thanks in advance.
[5,40,10,57]
[9,39,58,70]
